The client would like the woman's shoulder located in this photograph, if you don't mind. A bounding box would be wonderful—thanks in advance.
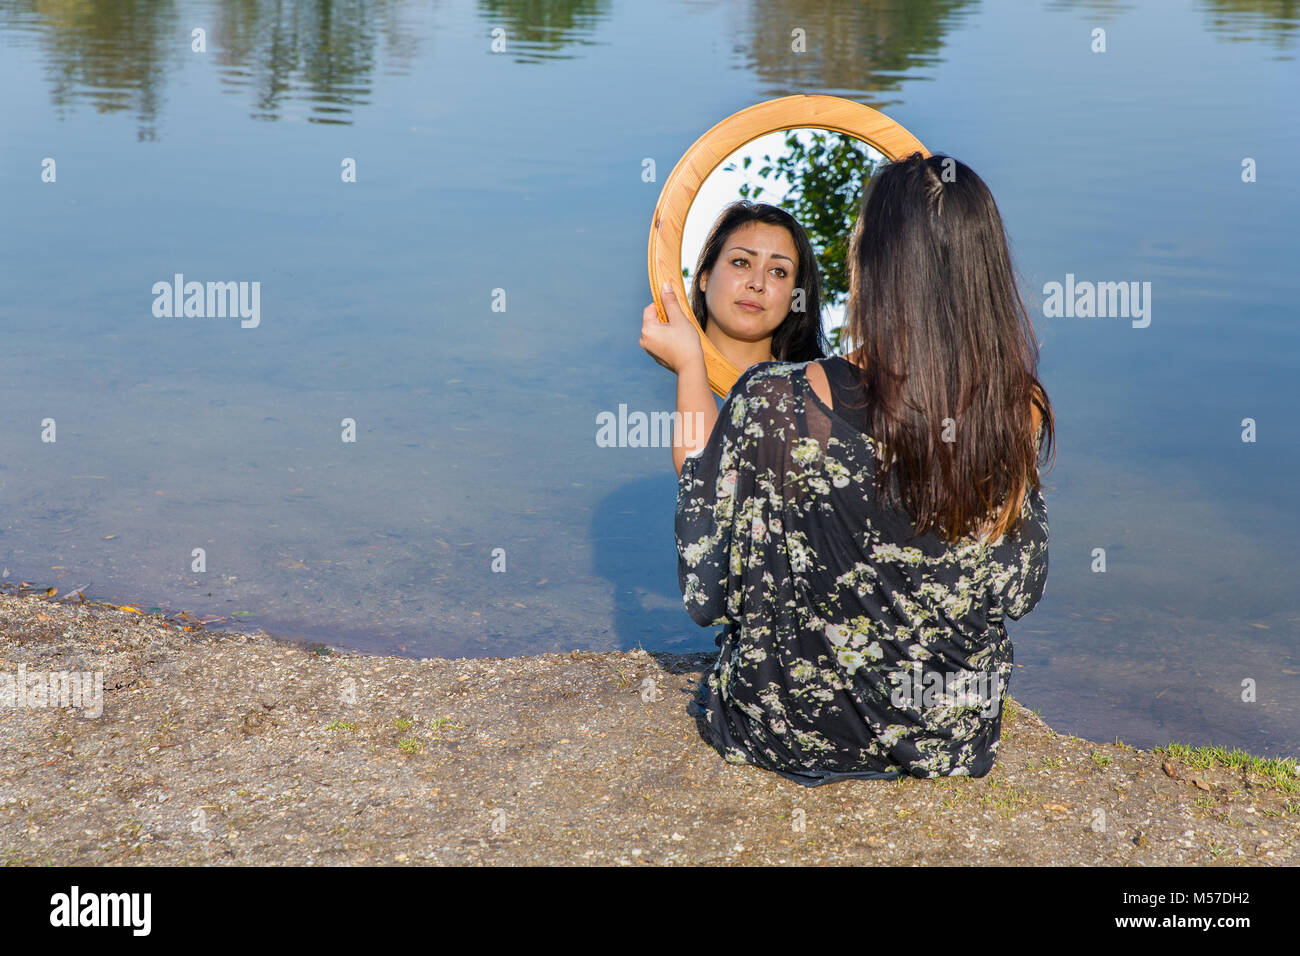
[746,358,812,379]
[730,359,811,396]
[802,358,835,410]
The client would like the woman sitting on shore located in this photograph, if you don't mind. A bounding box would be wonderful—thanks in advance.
[640,152,1055,785]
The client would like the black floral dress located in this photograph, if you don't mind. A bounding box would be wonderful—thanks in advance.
[676,359,1049,786]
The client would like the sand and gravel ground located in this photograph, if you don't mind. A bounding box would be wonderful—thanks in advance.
[2,591,1297,866]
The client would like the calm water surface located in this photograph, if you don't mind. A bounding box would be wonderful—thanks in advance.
[1,0,1298,760]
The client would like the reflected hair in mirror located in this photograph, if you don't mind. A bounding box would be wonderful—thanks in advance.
[688,200,827,362]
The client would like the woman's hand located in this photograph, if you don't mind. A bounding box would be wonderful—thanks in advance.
[640,281,705,374]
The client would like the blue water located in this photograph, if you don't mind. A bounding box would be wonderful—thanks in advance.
[1,0,1297,759]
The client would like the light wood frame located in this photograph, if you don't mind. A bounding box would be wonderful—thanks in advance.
[647,94,929,396]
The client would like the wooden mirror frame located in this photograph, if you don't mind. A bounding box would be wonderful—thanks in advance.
[648,94,929,396]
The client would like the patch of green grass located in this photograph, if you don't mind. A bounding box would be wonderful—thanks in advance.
[398,737,423,755]
[975,779,1039,818]
[394,717,413,731]
[1156,743,1300,793]
[325,720,357,732]
[1091,751,1112,768]
[427,716,464,737]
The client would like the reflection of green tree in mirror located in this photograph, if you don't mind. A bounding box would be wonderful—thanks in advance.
[726,131,883,354]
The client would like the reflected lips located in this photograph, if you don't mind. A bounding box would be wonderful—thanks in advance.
[737,301,762,311]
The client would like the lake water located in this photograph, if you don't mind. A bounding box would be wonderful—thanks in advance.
[1,0,1297,761]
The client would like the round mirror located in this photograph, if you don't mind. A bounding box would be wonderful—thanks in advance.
[648,95,929,396]
[680,128,890,363]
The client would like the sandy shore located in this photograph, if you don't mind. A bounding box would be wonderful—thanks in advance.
[1,590,1296,865]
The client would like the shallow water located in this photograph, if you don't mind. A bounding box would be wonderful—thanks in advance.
[1,0,1298,760]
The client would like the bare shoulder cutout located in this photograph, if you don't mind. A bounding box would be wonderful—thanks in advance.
[804,359,833,412]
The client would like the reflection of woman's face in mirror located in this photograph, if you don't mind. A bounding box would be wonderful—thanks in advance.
[698,220,798,363]
[679,128,889,370]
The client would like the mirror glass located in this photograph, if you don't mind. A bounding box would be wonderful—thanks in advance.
[680,127,888,356]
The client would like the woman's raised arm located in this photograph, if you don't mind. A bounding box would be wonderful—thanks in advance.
[671,357,719,476]
[639,282,720,476]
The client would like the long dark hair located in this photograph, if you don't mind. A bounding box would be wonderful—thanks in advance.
[689,201,827,362]
[841,152,1055,543]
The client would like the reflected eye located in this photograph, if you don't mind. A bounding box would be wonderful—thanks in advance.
[731,257,748,268]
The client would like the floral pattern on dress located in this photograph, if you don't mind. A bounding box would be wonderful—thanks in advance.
[676,361,1049,785]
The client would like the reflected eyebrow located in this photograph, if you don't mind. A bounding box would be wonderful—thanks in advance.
[727,245,794,263]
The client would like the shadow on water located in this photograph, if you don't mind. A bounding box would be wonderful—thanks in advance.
[589,472,720,656]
